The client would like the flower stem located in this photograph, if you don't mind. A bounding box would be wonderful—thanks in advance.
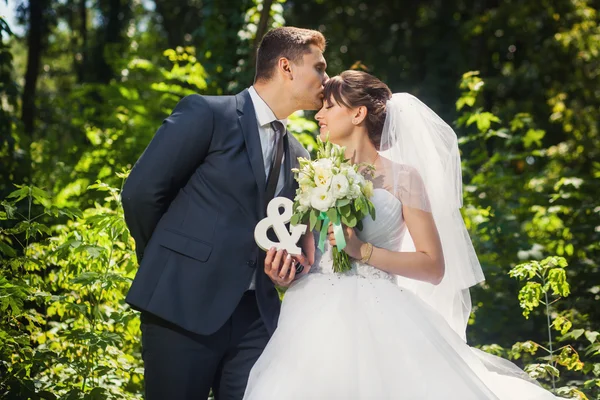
[542,274,556,391]
[332,246,351,273]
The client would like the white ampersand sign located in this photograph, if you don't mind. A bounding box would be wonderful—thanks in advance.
[254,197,307,256]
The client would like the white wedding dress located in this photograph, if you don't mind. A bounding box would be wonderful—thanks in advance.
[243,188,559,400]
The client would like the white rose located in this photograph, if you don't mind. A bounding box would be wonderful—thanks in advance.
[345,167,361,184]
[310,186,335,212]
[350,184,361,199]
[330,174,350,199]
[298,173,313,188]
[354,172,365,185]
[313,165,333,188]
[315,158,334,170]
[297,189,312,212]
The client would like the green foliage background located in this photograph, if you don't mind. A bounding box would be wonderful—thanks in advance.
[1,0,599,398]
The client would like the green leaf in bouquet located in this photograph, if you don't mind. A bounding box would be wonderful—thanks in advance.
[298,157,311,167]
[360,197,368,212]
[368,200,376,220]
[339,204,351,217]
[354,197,364,212]
[290,213,301,226]
[336,199,350,207]
[326,208,339,224]
[309,209,319,231]
[302,212,311,225]
[342,213,357,228]
[315,218,323,233]
[356,219,364,231]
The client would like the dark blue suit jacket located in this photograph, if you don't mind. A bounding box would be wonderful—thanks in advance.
[121,90,309,336]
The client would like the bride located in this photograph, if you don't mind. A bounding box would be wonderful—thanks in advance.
[243,70,560,399]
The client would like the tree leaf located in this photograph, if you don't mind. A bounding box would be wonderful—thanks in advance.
[547,268,570,297]
[75,245,105,259]
[585,330,599,344]
[559,328,585,342]
[71,271,101,286]
[7,185,30,202]
[0,241,17,257]
[523,128,546,148]
[30,186,52,207]
[517,281,542,318]
[1,200,17,219]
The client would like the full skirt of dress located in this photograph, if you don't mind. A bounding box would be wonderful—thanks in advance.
[243,273,559,400]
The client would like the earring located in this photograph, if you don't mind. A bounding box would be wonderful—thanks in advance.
[352,119,358,125]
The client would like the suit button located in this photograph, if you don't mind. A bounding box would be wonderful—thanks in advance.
[247,260,256,268]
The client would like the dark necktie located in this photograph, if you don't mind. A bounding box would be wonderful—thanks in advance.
[265,120,285,204]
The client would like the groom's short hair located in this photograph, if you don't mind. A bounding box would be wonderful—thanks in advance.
[255,27,326,82]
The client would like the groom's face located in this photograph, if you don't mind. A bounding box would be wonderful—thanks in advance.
[290,44,328,111]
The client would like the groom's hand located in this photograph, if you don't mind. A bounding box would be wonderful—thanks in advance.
[264,248,312,287]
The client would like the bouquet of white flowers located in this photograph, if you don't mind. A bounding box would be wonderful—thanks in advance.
[290,137,376,273]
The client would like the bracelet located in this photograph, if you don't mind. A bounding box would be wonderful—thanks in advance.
[359,242,374,264]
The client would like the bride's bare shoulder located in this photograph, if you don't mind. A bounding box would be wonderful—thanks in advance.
[377,157,420,178]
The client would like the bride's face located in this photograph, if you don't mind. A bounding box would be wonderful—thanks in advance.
[315,98,355,144]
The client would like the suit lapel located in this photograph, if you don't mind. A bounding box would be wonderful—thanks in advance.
[236,90,266,211]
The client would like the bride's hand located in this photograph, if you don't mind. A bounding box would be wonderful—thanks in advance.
[327,223,363,259]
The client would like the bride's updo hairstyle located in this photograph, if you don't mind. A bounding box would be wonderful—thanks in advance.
[323,70,392,150]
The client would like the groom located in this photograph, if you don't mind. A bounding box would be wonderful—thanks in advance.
[121,27,326,399]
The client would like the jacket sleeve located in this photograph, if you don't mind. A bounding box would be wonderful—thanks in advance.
[121,94,214,262]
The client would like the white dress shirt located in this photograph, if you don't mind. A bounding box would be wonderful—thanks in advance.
[247,86,288,290]
[248,86,287,195]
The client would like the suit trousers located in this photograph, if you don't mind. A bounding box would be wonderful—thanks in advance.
[140,291,269,400]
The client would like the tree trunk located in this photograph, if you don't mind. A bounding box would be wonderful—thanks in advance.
[153,0,200,49]
[21,0,45,138]
[97,0,120,83]
[91,0,129,83]
[252,0,274,67]
[78,0,87,82]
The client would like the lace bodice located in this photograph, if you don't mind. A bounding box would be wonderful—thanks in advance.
[311,189,406,281]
